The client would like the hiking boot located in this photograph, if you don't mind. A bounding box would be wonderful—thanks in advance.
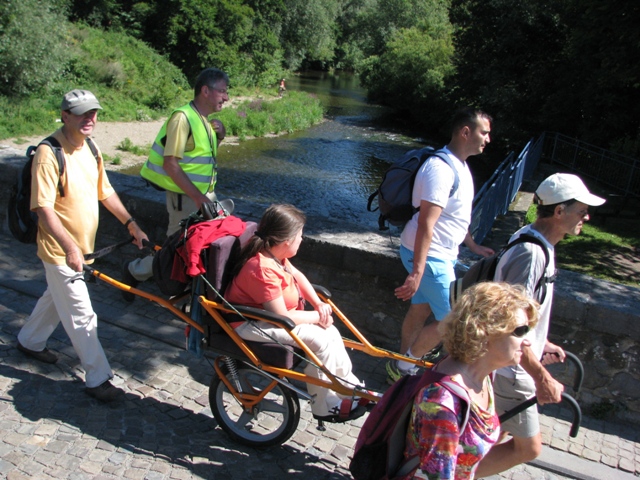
[17,342,58,364]
[385,360,418,385]
[85,380,122,402]
[121,261,138,303]
[421,343,446,364]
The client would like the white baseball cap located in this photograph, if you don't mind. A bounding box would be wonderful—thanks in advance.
[61,89,102,115]
[536,173,605,206]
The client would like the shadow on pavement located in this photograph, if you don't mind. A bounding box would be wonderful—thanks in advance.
[0,361,351,479]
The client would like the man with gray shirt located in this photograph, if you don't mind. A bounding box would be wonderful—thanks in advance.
[476,173,605,476]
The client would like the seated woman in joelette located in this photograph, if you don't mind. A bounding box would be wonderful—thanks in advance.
[401,282,538,480]
[225,204,367,423]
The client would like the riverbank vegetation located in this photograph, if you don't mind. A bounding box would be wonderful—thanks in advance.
[1,0,637,158]
[216,92,324,140]
[0,0,322,140]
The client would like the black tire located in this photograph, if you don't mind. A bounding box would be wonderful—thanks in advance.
[209,362,300,447]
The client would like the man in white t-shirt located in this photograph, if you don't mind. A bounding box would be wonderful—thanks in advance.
[387,107,495,382]
[475,173,605,476]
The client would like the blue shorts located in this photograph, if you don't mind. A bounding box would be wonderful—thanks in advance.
[400,245,456,321]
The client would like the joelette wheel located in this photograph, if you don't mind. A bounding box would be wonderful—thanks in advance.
[209,362,300,447]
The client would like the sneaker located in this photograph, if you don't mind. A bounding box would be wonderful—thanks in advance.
[422,343,446,364]
[85,380,122,402]
[17,342,58,364]
[121,261,138,303]
[385,360,418,385]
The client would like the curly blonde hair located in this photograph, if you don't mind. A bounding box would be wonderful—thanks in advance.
[438,282,539,364]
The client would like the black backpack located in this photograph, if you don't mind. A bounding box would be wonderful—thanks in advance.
[367,147,459,231]
[7,136,99,244]
[449,233,555,306]
[350,369,470,480]
[151,202,233,297]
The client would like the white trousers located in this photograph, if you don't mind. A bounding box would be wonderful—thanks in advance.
[235,321,362,416]
[17,262,112,388]
[129,190,216,281]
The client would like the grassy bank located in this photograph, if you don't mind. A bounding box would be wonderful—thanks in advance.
[214,91,324,140]
[0,25,322,142]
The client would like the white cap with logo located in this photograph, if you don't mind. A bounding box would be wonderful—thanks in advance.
[536,173,606,206]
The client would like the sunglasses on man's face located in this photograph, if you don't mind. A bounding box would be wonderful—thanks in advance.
[511,325,530,338]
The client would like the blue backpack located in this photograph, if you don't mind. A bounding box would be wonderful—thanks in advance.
[367,147,459,230]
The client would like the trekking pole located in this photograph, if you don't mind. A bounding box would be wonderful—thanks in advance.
[498,392,581,437]
[560,350,584,393]
[498,352,584,437]
[83,237,135,261]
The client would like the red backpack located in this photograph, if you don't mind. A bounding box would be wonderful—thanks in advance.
[350,369,470,480]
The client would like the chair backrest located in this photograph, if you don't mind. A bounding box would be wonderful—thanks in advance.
[205,221,257,301]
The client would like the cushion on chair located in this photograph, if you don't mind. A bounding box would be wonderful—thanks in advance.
[207,332,303,370]
[202,221,301,369]
[206,221,257,301]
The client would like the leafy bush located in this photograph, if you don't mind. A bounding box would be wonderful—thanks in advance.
[0,0,70,96]
[359,18,455,116]
[117,138,149,156]
[65,25,190,117]
[0,24,190,139]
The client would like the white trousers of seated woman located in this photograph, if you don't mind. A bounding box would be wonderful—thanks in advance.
[235,321,362,416]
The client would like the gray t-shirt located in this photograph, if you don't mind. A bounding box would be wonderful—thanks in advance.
[494,224,555,379]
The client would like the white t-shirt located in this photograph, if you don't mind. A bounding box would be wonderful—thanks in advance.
[400,147,475,261]
[494,224,556,379]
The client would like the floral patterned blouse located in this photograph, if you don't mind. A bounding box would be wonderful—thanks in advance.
[400,377,500,479]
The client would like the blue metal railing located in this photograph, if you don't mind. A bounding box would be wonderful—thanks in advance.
[470,134,544,244]
[468,131,639,244]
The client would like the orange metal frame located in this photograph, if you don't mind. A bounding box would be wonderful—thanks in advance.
[85,266,432,408]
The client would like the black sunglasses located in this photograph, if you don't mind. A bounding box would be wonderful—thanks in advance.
[511,325,530,338]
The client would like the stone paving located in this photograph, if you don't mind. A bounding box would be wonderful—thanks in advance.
[0,232,639,480]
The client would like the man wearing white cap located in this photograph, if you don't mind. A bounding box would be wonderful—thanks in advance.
[476,173,605,476]
[16,89,148,402]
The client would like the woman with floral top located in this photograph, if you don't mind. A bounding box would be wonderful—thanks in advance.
[402,282,539,479]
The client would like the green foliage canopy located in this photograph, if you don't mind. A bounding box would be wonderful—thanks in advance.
[0,0,70,96]
[450,0,640,155]
[356,0,455,128]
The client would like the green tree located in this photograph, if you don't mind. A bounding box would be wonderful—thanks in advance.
[360,22,454,108]
[356,0,455,129]
[450,0,568,149]
[0,0,70,96]
[279,0,343,69]
[72,0,287,87]
[549,0,640,154]
[450,0,640,155]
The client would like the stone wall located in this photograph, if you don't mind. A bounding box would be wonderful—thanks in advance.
[1,146,639,424]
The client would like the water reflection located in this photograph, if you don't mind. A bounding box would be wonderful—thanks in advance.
[216,71,426,229]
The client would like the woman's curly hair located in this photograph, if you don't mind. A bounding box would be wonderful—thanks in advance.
[438,282,539,364]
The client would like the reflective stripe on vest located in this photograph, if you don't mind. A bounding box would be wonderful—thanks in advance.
[140,103,217,194]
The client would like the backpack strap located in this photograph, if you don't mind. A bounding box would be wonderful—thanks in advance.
[38,136,66,198]
[37,136,100,198]
[85,137,100,163]
[501,233,554,304]
[412,150,460,218]
[429,150,460,198]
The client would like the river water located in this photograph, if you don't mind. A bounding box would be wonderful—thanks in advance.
[214,71,427,230]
